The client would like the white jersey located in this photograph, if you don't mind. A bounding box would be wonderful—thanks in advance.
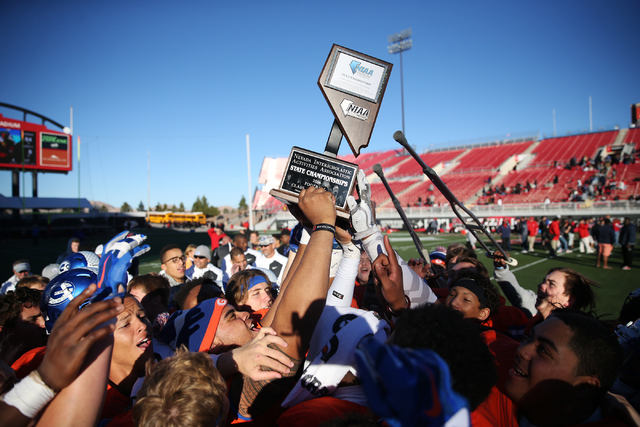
[187,263,223,282]
[255,251,288,285]
[221,248,260,282]
[1,275,19,295]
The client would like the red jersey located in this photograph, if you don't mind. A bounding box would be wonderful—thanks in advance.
[578,223,591,238]
[278,396,370,427]
[549,220,561,240]
[11,346,46,379]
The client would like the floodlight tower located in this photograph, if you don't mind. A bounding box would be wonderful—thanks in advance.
[388,28,412,137]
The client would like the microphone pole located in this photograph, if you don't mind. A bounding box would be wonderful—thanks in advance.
[373,163,429,263]
[393,131,517,266]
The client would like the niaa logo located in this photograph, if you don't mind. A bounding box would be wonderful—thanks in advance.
[349,60,374,76]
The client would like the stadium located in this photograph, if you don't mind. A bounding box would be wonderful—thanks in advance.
[253,122,640,231]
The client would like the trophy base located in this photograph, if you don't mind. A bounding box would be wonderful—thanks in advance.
[269,188,351,220]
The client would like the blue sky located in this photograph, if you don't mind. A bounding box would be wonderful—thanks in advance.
[1,0,638,210]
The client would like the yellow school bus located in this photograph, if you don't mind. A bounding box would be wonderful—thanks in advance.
[147,211,173,224]
[171,212,207,225]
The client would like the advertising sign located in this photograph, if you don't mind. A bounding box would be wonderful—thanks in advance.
[0,114,72,172]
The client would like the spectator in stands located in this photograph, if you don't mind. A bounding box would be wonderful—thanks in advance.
[619,217,636,270]
[1,260,31,295]
[596,218,616,269]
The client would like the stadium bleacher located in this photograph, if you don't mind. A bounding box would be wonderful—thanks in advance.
[624,127,640,150]
[451,140,534,172]
[387,149,466,179]
[528,130,618,168]
[254,127,639,213]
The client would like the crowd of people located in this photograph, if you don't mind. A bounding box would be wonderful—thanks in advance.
[0,170,638,426]
[482,150,639,205]
[490,215,636,270]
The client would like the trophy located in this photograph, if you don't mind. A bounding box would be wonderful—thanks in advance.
[270,44,392,219]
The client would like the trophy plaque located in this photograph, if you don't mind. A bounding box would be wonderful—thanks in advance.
[318,44,393,157]
[269,45,391,219]
[269,147,358,219]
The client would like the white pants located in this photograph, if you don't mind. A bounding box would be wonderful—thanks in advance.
[580,236,594,253]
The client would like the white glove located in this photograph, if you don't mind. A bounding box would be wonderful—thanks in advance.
[348,170,379,241]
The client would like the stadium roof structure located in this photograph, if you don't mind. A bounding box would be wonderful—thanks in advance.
[0,195,93,210]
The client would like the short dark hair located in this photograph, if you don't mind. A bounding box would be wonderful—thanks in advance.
[230,247,245,259]
[449,255,488,277]
[128,273,171,309]
[548,267,597,313]
[551,310,623,399]
[173,278,223,311]
[392,304,497,410]
[0,287,42,329]
[451,269,500,315]
[445,245,476,268]
[234,234,247,243]
[160,244,181,264]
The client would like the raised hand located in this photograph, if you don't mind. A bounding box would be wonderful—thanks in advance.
[96,231,150,295]
[37,284,124,392]
[372,235,407,314]
[228,327,294,381]
[298,186,336,226]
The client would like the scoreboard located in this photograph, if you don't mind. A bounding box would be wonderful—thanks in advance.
[0,114,72,173]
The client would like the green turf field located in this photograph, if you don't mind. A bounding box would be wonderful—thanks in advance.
[2,228,637,319]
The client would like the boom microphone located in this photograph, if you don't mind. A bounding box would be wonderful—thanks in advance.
[372,163,383,175]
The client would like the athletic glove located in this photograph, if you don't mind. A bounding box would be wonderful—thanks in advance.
[348,170,379,241]
[95,231,150,298]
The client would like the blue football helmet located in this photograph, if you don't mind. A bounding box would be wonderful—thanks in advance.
[59,251,100,274]
[41,267,97,333]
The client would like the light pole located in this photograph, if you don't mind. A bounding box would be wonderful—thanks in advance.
[388,28,412,137]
